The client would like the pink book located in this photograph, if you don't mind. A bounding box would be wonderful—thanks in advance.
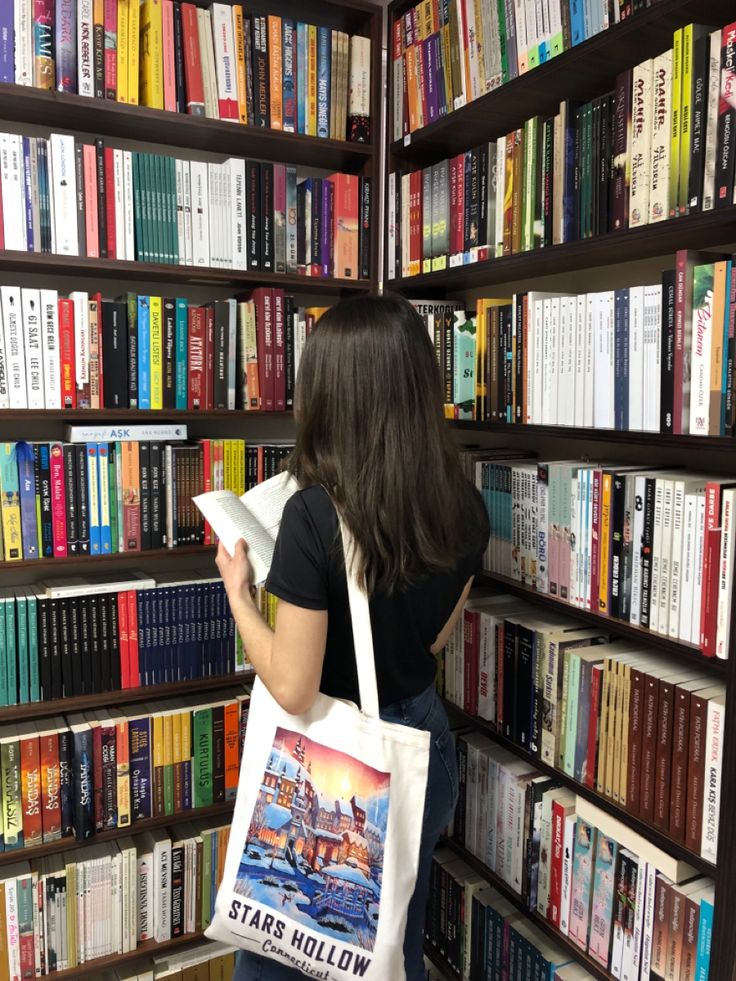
[49,442,68,557]
[162,0,176,112]
[82,145,99,258]
[104,0,117,99]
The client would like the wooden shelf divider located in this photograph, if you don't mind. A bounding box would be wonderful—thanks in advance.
[47,929,215,980]
[0,544,216,571]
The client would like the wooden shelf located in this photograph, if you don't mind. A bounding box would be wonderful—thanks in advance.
[0,249,372,292]
[48,929,215,980]
[0,801,234,870]
[452,419,736,450]
[0,408,294,422]
[442,838,611,981]
[423,940,458,978]
[389,0,736,164]
[390,206,736,294]
[0,544,216,571]
[474,572,726,673]
[0,672,252,725]
[444,700,716,876]
[0,83,373,174]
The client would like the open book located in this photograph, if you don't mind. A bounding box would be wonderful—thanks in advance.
[193,472,299,584]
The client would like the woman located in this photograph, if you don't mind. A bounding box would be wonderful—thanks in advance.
[217,294,490,981]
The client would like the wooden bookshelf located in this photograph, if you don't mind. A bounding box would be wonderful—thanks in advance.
[451,419,736,450]
[48,930,213,980]
[0,543,216,571]
[0,409,293,422]
[423,940,458,978]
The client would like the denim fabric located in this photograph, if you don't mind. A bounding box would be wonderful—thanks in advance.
[232,685,458,981]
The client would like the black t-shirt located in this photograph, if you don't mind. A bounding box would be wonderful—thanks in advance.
[265,484,490,708]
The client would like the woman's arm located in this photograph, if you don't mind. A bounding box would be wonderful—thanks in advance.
[430,577,473,655]
[216,540,328,715]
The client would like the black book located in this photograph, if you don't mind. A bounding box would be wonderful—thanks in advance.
[57,599,73,697]
[93,17,104,98]
[252,15,269,127]
[591,97,601,237]
[573,106,583,241]
[599,93,612,236]
[150,442,164,551]
[359,175,371,280]
[126,293,138,408]
[715,26,735,209]
[163,298,177,409]
[246,160,261,270]
[58,727,74,838]
[94,138,107,257]
[101,300,129,408]
[48,599,62,699]
[78,596,92,695]
[503,619,519,741]
[88,595,102,694]
[311,177,322,272]
[443,307,454,406]
[98,594,112,692]
[296,182,307,268]
[35,443,53,557]
[70,717,95,841]
[660,269,676,434]
[74,143,86,257]
[639,477,657,628]
[37,596,51,701]
[477,144,489,250]
[62,444,78,556]
[284,295,294,410]
[74,444,90,556]
[688,30,711,213]
[516,623,535,749]
[172,1,187,113]
[260,163,274,272]
[212,704,226,803]
[139,441,152,552]
[213,301,229,409]
[171,844,185,937]
[68,598,84,697]
[108,595,121,691]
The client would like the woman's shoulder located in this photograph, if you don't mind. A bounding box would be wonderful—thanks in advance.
[284,484,338,538]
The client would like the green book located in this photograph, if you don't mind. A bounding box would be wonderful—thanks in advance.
[4,591,16,707]
[0,593,7,707]
[168,156,179,264]
[132,152,145,262]
[1,727,23,849]
[153,154,165,264]
[14,593,28,705]
[26,590,39,703]
[496,0,508,84]
[193,707,213,809]
[141,153,153,263]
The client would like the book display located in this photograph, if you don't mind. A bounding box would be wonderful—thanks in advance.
[0,0,380,976]
[388,0,736,978]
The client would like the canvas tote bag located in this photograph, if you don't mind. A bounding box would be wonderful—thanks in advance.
[206,518,431,980]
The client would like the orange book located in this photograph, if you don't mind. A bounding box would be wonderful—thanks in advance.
[232,5,248,124]
[223,702,239,802]
[328,173,359,280]
[405,45,419,133]
[19,723,43,848]
[38,723,61,843]
[121,440,141,551]
[267,15,283,130]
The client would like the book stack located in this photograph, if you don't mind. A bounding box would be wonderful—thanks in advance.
[102,940,237,980]
[442,597,725,860]
[0,435,293,561]
[465,451,736,657]
[0,816,234,976]
[388,21,736,278]
[0,133,372,278]
[392,0,647,140]
[448,737,715,980]
[5,2,372,143]
[0,688,248,851]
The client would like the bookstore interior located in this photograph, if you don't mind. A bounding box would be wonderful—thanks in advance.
[0,0,734,978]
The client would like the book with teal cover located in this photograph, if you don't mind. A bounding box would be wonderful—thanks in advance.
[4,591,16,707]
[296,22,307,135]
[175,298,188,409]
[696,891,714,981]
[132,153,145,262]
[568,817,597,950]
[137,296,151,410]
[0,596,7,706]
[589,832,619,967]
[453,311,476,417]
[26,590,39,703]
[14,593,28,705]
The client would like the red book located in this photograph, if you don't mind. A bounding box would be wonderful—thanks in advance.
[58,298,76,408]
[204,305,215,410]
[38,724,61,843]
[273,289,285,412]
[117,590,130,689]
[250,288,274,412]
[700,481,736,653]
[181,2,205,115]
[410,170,422,272]
[549,797,572,927]
[127,591,140,687]
[589,469,602,612]
[448,155,459,257]
[256,445,265,484]
[103,147,117,259]
[82,143,99,259]
[19,726,43,848]
[328,173,359,280]
[49,442,67,557]
[103,0,117,98]
[187,306,205,409]
[585,663,603,791]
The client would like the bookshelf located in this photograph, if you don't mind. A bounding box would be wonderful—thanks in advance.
[388,0,736,976]
[0,0,382,975]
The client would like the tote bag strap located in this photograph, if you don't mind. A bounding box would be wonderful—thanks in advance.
[336,512,380,720]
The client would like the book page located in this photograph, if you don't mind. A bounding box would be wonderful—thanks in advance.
[192,491,272,584]
[239,472,299,537]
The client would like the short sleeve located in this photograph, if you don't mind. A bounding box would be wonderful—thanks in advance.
[264,493,329,610]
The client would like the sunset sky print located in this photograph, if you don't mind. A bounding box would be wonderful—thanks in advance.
[273,727,390,801]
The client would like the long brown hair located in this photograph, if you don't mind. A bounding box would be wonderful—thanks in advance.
[288,294,486,592]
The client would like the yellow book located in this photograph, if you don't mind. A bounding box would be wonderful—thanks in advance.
[171,710,182,770]
[603,657,619,799]
[139,0,164,110]
[679,24,694,216]
[149,296,163,409]
[307,25,318,137]
[152,710,164,815]
[236,440,245,497]
[233,4,248,124]
[162,708,174,816]
[117,0,130,103]
[418,0,432,40]
[223,439,233,493]
[115,718,131,828]
[0,443,22,562]
[127,0,140,104]
[180,708,192,765]
[475,301,487,419]
[669,27,682,219]
[595,660,612,795]
[441,23,453,111]
[598,471,613,614]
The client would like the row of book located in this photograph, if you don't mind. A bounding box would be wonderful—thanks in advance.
[5,2,372,143]
[0,688,249,852]
[0,132,372,278]
[392,0,650,140]
[0,817,233,977]
[0,436,293,561]
[443,595,725,856]
[0,285,328,412]
[427,851,595,980]
[0,573,270,706]
[100,941,237,981]
[413,248,736,435]
[387,22,736,279]
[463,449,736,656]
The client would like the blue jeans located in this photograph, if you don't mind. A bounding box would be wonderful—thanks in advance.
[233,684,458,981]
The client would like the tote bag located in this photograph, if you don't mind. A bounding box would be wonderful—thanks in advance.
[206,519,431,980]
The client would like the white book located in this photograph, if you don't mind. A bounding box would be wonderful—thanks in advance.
[691,495,706,645]
[452,0,468,109]
[648,50,672,223]
[182,161,193,266]
[658,478,676,635]
[3,864,29,981]
[715,487,736,659]
[50,133,79,256]
[702,30,722,211]
[190,160,210,266]
[582,293,595,426]
[152,831,172,944]
[592,293,609,428]
[535,788,556,915]
[69,291,89,400]
[627,286,645,430]
[464,0,482,101]
[229,158,247,271]
[679,492,699,641]
[113,149,126,260]
[642,284,662,432]
[572,294,585,426]
[211,3,238,120]
[123,151,135,262]
[649,477,666,634]
[387,170,396,280]
[391,29,403,141]
[626,858,648,981]
[65,423,187,442]
[20,287,44,409]
[200,8,219,120]
[222,162,233,268]
[77,0,94,96]
[629,59,653,227]
[14,0,32,85]
[1,133,28,251]
[542,297,556,424]
[701,692,725,861]
[513,0,529,75]
[136,843,153,942]
[670,478,705,639]
[193,472,299,583]
[207,162,220,267]
[561,295,577,426]
[558,811,576,936]
[1,285,27,408]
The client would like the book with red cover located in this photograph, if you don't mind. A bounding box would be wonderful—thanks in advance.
[39,724,61,842]
[181,2,205,115]
[58,298,76,408]
[187,306,205,410]
[19,725,43,848]
[462,608,479,717]
[204,305,215,410]
[700,481,736,653]
[117,591,130,689]
[329,173,359,280]
[127,591,140,687]
[50,442,68,557]
[585,663,604,791]
[549,796,574,927]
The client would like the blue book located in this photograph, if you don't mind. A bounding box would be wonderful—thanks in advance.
[137,296,151,410]
[569,0,585,46]
[282,19,296,132]
[16,442,39,560]
[175,298,188,409]
[69,717,95,840]
[296,22,307,134]
[695,891,714,981]
[22,138,34,253]
[14,593,28,705]
[97,443,112,554]
[721,261,732,435]
[316,26,331,139]
[0,5,13,83]
[26,589,40,703]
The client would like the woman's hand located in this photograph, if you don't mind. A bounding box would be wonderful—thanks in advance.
[215,539,255,604]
